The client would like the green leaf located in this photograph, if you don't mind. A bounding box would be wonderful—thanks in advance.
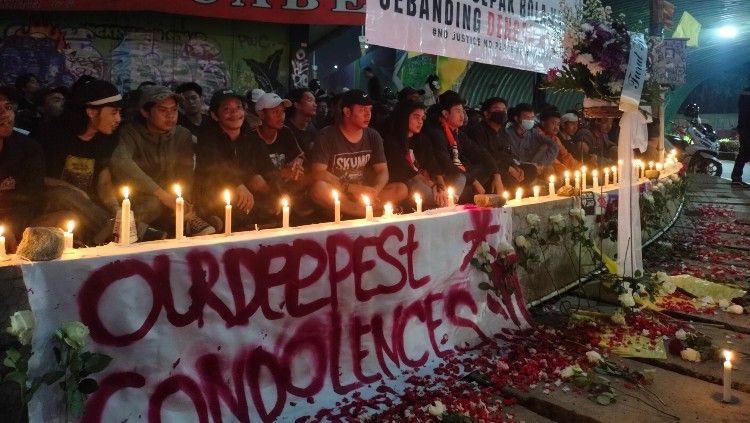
[5,349,21,363]
[4,371,26,386]
[3,356,17,369]
[596,394,614,405]
[83,354,112,375]
[478,282,493,291]
[78,378,98,394]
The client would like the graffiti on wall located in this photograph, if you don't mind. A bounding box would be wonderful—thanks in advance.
[290,46,309,89]
[0,17,289,97]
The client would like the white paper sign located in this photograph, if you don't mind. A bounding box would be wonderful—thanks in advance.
[20,208,526,422]
[365,0,573,73]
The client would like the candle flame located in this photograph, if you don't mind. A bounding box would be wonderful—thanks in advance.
[581,165,587,173]
[516,187,523,196]
[447,186,454,196]
[0,225,4,237]
[281,197,289,207]
[564,170,570,178]
[66,220,75,233]
[384,202,393,211]
[122,186,129,199]
[604,167,610,173]
[611,165,617,173]
[549,175,555,183]
[174,184,182,198]
[224,189,231,205]
[533,185,540,193]
[574,170,580,177]
[592,169,598,176]
[362,195,371,206]
[332,190,339,202]
[502,191,509,200]
[414,193,421,202]
[724,350,732,362]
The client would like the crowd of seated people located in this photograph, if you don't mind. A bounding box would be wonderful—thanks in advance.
[0,72,617,252]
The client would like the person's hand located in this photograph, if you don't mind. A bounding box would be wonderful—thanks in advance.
[155,189,176,209]
[290,158,304,181]
[433,184,448,207]
[235,184,254,213]
[490,174,504,194]
[472,180,485,195]
[508,166,524,182]
[348,184,379,203]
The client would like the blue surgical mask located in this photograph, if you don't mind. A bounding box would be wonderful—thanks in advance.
[522,119,535,130]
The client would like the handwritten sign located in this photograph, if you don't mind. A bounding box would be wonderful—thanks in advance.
[20,208,525,422]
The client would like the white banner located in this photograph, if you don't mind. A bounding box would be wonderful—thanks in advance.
[365,0,573,73]
[19,208,525,422]
[620,32,648,110]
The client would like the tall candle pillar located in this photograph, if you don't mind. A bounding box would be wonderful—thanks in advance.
[333,190,341,223]
[64,220,74,250]
[581,166,587,191]
[174,184,184,239]
[604,167,610,186]
[548,175,556,196]
[383,202,393,217]
[533,185,540,200]
[0,225,7,258]
[120,187,131,245]
[363,195,374,221]
[281,197,290,228]
[224,189,232,236]
[592,170,599,189]
[515,187,523,202]
[414,193,422,213]
[447,187,455,207]
[564,171,570,187]
[574,171,581,191]
[723,350,733,402]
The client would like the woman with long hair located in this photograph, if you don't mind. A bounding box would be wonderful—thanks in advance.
[383,100,448,209]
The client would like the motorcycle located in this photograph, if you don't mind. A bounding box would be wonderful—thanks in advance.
[665,104,722,176]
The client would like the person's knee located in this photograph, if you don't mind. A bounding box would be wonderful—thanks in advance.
[309,180,332,205]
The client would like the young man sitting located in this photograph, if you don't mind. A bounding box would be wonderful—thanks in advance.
[112,85,215,239]
[505,103,560,177]
[176,82,209,135]
[309,89,407,218]
[285,88,318,155]
[535,108,581,174]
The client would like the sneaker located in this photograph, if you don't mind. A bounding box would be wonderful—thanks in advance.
[186,216,216,236]
[731,180,750,188]
[140,227,168,242]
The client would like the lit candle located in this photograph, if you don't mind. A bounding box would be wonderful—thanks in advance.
[604,167,610,186]
[502,191,510,203]
[515,187,523,202]
[592,169,599,189]
[414,193,422,213]
[383,202,393,217]
[564,170,571,187]
[447,187,455,207]
[362,195,374,221]
[581,166,587,191]
[655,163,663,172]
[723,350,733,403]
[533,185,540,199]
[639,160,645,179]
[224,189,232,236]
[574,170,581,191]
[611,166,618,184]
[281,197,290,228]
[333,190,341,223]
[648,161,654,170]
[174,184,184,239]
[64,220,74,250]
[120,187,131,246]
[548,175,556,196]
[0,225,6,258]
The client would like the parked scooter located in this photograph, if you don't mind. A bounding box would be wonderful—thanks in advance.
[665,103,722,176]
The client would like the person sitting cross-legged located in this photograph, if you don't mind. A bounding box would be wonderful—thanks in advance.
[112,85,216,239]
[308,89,407,219]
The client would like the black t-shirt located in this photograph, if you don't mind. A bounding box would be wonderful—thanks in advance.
[285,119,318,156]
[178,113,210,136]
[311,126,386,185]
[247,126,303,178]
[45,131,117,195]
[0,131,45,221]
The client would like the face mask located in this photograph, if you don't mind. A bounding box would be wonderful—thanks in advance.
[489,111,506,125]
[521,119,535,130]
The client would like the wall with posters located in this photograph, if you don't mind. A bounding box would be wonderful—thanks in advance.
[0,12,289,98]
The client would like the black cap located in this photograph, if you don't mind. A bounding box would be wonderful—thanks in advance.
[0,86,18,103]
[73,79,122,107]
[340,89,373,108]
[397,87,425,102]
[209,89,245,112]
[438,90,464,111]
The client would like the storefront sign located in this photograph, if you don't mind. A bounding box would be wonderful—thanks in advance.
[365,0,572,73]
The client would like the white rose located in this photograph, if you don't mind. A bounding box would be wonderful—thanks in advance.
[496,239,515,257]
[674,329,687,341]
[586,351,603,364]
[515,235,529,249]
[611,309,626,325]
[700,296,715,306]
[7,310,35,346]
[427,400,446,417]
[656,272,669,282]
[726,304,744,314]
[526,213,541,226]
[569,208,585,221]
[659,280,676,295]
[560,364,584,378]
[549,214,564,225]
[57,321,89,351]
[680,348,701,362]
[670,174,680,182]
[618,292,636,307]
[655,183,665,191]
[718,299,731,309]
[642,192,654,203]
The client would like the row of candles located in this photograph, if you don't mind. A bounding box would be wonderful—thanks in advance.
[1,152,680,254]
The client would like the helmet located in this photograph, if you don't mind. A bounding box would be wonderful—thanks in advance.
[684,103,700,118]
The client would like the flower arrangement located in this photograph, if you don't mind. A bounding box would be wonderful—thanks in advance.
[546,0,661,107]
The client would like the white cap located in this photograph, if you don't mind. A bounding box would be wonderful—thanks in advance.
[561,113,579,123]
[250,88,266,103]
[254,93,292,113]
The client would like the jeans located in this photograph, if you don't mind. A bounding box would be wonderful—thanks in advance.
[731,132,750,181]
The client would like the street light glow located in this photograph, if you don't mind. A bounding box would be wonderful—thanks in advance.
[717,25,738,38]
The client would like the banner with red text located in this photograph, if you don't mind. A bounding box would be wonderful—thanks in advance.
[366,0,573,73]
[0,0,365,26]
[20,208,524,422]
